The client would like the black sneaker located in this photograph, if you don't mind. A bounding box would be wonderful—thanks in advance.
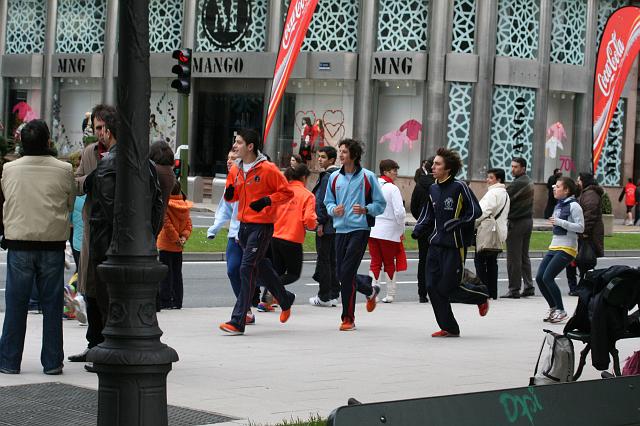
[521,288,535,297]
[500,292,520,299]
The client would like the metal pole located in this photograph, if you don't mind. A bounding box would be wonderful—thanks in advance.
[41,0,58,128]
[102,0,118,105]
[263,0,284,161]
[181,0,196,172]
[468,0,498,180]
[88,1,178,425]
[0,0,8,133]
[354,0,377,168]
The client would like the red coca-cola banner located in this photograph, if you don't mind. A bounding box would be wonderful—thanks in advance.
[263,0,318,144]
[593,6,640,173]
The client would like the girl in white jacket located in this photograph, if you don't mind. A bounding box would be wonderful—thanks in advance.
[369,159,407,303]
[474,168,510,299]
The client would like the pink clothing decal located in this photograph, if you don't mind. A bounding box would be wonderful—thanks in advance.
[379,130,412,153]
[399,119,423,141]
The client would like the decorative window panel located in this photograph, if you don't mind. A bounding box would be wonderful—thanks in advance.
[596,0,628,49]
[447,82,473,179]
[6,0,47,54]
[56,0,107,53]
[596,98,624,186]
[550,0,586,65]
[279,0,358,52]
[489,86,536,180]
[197,0,267,52]
[451,0,476,54]
[149,0,183,53]
[496,0,540,59]
[377,0,429,51]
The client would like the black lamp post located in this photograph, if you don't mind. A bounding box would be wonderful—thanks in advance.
[86,2,178,425]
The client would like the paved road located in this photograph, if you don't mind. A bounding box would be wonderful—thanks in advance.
[1,256,638,312]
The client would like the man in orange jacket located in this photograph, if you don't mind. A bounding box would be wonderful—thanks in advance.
[219,129,295,335]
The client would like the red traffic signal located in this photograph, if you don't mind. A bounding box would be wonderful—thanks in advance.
[171,48,192,95]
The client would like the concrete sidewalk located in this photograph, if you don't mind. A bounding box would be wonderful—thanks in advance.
[1,297,638,425]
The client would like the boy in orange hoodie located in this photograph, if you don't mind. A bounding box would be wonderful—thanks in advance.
[157,181,193,309]
[271,164,317,286]
[219,129,294,335]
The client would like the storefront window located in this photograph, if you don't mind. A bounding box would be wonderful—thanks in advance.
[550,0,586,65]
[277,79,355,170]
[6,78,42,148]
[283,0,359,52]
[544,92,576,180]
[149,0,183,53]
[596,98,625,186]
[150,78,179,149]
[447,82,473,179]
[52,78,102,156]
[6,0,47,54]
[377,0,429,51]
[496,0,540,59]
[489,85,536,180]
[56,0,107,53]
[196,0,267,52]
[374,80,423,177]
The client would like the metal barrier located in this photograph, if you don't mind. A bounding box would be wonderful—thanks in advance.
[327,375,640,426]
[187,176,203,203]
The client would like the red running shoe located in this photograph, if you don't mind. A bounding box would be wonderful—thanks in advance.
[219,322,243,335]
[478,301,490,317]
[431,330,460,338]
[339,321,356,331]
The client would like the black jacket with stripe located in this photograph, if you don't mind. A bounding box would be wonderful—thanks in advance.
[413,175,481,249]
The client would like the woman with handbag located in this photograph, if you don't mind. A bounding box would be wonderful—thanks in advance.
[566,172,605,294]
[474,168,510,300]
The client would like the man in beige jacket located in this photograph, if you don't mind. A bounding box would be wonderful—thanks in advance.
[0,120,75,375]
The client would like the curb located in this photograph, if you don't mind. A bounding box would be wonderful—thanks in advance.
[182,249,640,262]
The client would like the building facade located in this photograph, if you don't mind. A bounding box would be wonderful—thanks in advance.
[0,0,637,199]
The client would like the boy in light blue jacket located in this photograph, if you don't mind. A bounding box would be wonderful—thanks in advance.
[324,139,386,331]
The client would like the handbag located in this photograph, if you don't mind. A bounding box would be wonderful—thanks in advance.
[476,197,508,253]
[576,239,597,271]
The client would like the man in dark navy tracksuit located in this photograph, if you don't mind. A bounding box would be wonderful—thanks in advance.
[412,147,486,337]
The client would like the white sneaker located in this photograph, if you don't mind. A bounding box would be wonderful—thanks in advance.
[542,308,555,322]
[381,295,394,303]
[549,309,568,323]
[309,296,333,307]
[72,294,88,325]
[330,298,339,306]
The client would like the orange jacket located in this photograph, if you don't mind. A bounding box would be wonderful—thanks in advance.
[273,180,317,243]
[225,155,293,224]
[157,195,193,252]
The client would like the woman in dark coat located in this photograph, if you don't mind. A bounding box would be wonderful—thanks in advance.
[566,172,604,293]
[410,157,434,303]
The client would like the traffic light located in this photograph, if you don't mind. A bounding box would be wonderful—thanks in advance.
[173,158,181,178]
[171,48,192,95]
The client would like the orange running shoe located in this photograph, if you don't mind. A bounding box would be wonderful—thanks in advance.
[431,330,460,338]
[366,284,380,312]
[219,322,243,335]
[478,301,489,317]
[339,321,356,331]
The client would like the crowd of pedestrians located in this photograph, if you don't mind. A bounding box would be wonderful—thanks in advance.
[0,116,608,374]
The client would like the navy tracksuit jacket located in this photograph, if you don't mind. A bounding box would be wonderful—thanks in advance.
[413,175,481,334]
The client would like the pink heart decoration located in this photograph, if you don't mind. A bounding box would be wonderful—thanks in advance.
[322,109,345,144]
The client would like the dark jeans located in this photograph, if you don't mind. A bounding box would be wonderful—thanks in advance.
[506,218,534,294]
[313,233,340,301]
[226,238,243,297]
[271,238,303,285]
[536,250,573,311]
[229,223,294,331]
[426,246,465,335]
[417,236,430,299]
[474,250,499,299]
[335,230,374,322]
[0,250,65,373]
[159,251,184,309]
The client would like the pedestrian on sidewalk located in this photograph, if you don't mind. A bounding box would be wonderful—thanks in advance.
[412,147,484,338]
[271,164,317,287]
[0,119,75,375]
[157,181,193,310]
[410,158,434,303]
[618,178,636,226]
[218,129,295,335]
[309,146,341,307]
[368,159,407,303]
[566,172,604,294]
[474,168,510,300]
[324,139,386,331]
[503,157,535,299]
[537,177,584,324]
